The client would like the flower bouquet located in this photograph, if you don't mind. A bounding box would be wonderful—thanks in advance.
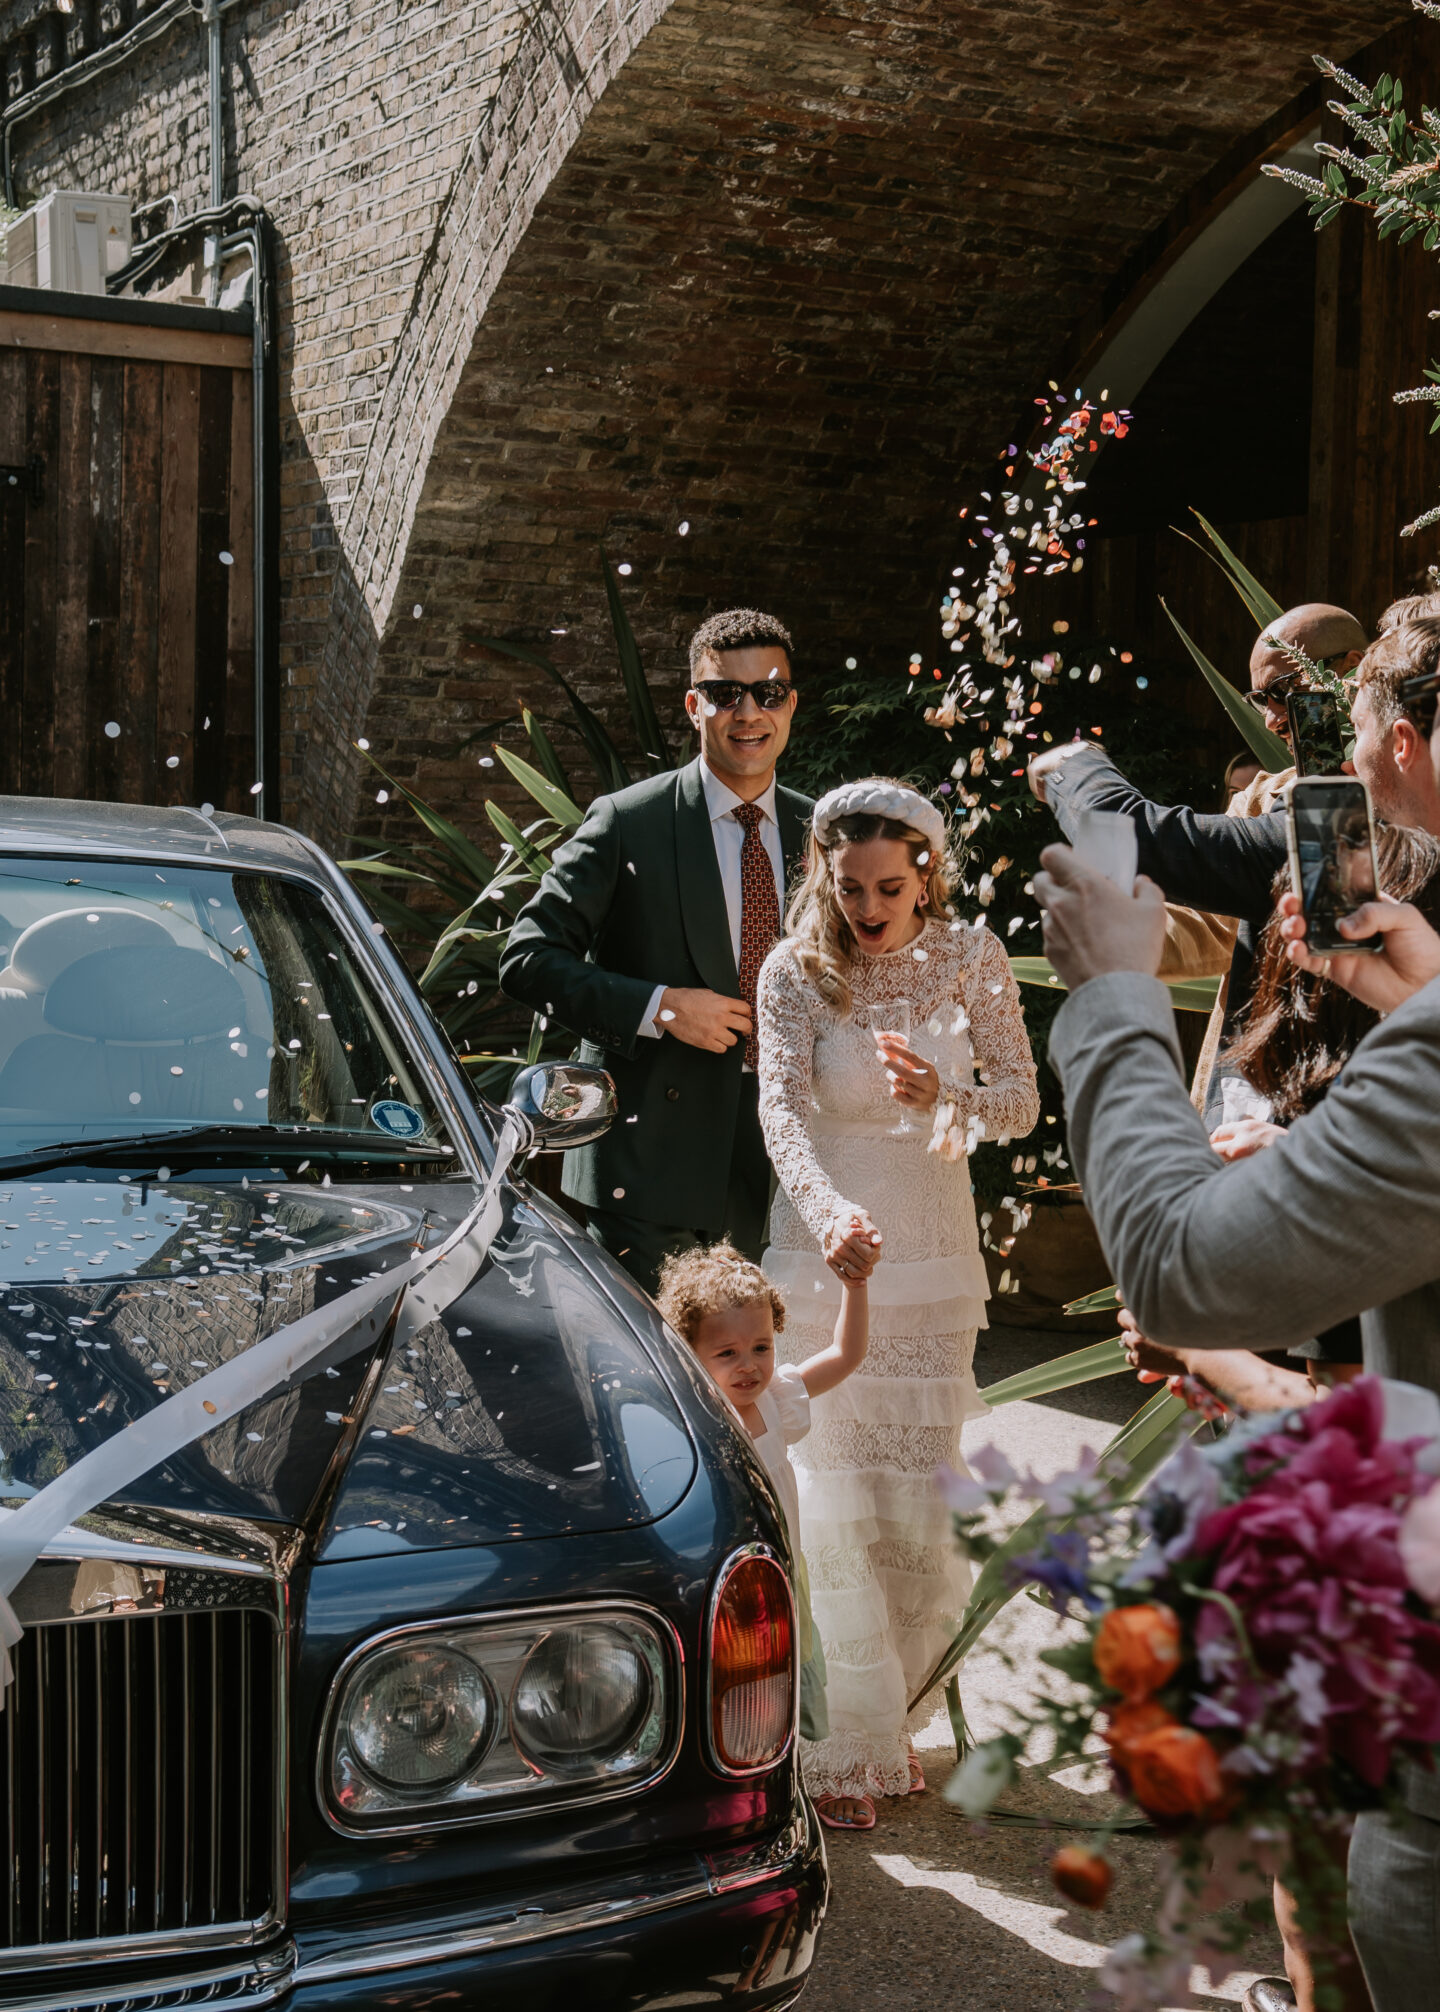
[941,1376,1440,2007]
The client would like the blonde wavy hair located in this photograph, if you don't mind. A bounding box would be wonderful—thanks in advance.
[785,779,958,1017]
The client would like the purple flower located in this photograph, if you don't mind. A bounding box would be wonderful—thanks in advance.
[1007,1529,1102,1616]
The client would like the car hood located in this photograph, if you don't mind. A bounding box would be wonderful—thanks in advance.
[0,1176,696,1554]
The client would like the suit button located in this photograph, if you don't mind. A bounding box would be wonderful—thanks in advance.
[666,1087,680,1101]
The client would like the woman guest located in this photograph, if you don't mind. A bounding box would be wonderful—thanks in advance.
[756,778,1039,1829]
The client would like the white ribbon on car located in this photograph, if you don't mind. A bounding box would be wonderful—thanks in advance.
[0,1115,525,1705]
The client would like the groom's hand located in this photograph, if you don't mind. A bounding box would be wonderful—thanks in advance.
[656,987,753,1052]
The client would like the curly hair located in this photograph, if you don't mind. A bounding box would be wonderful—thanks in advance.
[654,1240,786,1345]
[688,608,794,676]
[783,780,959,1018]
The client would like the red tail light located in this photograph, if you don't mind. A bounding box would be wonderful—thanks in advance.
[706,1549,796,1776]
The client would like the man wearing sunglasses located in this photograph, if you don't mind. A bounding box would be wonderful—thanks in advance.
[1028,602,1368,1125]
[501,608,810,1292]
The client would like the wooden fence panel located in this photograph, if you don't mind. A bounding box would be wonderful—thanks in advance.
[0,307,255,812]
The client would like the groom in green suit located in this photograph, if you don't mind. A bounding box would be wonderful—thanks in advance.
[501,608,813,1293]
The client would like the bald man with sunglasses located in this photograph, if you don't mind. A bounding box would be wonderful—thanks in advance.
[501,608,813,1293]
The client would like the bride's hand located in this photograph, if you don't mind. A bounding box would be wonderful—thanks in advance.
[874,1033,940,1112]
[824,1208,883,1281]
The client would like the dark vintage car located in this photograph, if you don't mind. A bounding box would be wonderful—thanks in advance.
[0,799,826,2012]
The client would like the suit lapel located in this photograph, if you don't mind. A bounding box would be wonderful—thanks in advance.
[676,759,740,995]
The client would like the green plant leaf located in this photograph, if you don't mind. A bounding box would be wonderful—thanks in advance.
[1160,600,1292,771]
[521,708,574,801]
[1009,953,1220,1014]
[908,1386,1197,1711]
[1182,511,1287,628]
[485,800,555,881]
[601,550,673,769]
[1064,1283,1122,1318]
[493,742,584,830]
[981,1336,1129,1407]
[466,633,632,793]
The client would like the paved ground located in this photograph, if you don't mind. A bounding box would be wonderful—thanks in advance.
[799,1327,1283,2012]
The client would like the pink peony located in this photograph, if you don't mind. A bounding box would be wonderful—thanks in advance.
[1184,1378,1440,1785]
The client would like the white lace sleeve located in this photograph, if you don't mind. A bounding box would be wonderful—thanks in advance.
[931,926,1041,1160]
[757,946,857,1242]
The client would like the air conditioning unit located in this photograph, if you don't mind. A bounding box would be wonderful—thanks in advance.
[5,191,132,295]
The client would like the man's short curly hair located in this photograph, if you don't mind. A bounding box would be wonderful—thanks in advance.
[655,1240,786,1344]
[1355,616,1440,734]
[688,608,794,677]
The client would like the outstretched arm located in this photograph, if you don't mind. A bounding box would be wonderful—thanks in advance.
[757,950,881,1272]
[1034,743,1284,921]
[1051,966,1440,1349]
[798,1275,870,1399]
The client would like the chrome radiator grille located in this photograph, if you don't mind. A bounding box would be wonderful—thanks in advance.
[2,1609,280,1956]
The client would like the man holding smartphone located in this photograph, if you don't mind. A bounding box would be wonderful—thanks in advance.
[1028,604,1375,1123]
[1030,636,1440,2012]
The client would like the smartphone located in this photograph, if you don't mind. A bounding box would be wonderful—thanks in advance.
[1284,776,1383,954]
[1287,690,1349,777]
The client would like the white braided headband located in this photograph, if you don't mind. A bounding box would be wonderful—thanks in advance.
[812,780,947,852]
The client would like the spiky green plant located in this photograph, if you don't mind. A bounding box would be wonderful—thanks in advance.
[340,554,677,1095]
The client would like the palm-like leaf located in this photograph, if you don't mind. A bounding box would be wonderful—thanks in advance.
[602,550,673,770]
[909,1386,1197,1717]
[1161,599,1291,771]
[1178,510,1287,629]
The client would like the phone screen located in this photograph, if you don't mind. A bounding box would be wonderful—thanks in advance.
[1288,780,1382,953]
[1287,691,1349,777]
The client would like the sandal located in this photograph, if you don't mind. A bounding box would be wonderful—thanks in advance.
[907,1751,926,1794]
[814,1793,877,1831]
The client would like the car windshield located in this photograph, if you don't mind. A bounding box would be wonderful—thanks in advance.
[0,857,454,1164]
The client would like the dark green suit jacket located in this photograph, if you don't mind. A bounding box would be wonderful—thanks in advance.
[499,757,813,1228]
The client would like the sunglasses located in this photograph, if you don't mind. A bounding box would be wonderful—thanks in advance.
[692,677,794,712]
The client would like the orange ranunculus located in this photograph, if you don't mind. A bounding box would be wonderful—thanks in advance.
[1103,1699,1177,1765]
[1092,1603,1182,1702]
[1050,1846,1111,1910]
[1123,1724,1225,1819]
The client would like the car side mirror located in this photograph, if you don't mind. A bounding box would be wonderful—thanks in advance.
[504,1062,617,1151]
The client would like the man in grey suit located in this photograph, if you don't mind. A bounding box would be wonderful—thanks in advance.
[501,608,813,1295]
[1030,634,1440,2012]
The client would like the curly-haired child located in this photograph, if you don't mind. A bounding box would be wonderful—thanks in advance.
[656,1237,871,1829]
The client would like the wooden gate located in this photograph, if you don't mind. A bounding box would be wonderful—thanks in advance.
[0,288,261,814]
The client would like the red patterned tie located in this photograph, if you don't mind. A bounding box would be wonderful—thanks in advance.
[734,803,780,1069]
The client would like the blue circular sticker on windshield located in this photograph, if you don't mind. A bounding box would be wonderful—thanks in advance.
[370,1100,426,1140]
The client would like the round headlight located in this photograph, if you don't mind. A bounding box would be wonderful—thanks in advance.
[347,1644,495,1790]
[510,1623,653,1778]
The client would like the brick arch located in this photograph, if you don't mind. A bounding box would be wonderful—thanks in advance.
[300,0,678,841]
[349,0,1410,849]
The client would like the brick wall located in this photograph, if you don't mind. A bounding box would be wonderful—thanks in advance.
[1,0,1412,849]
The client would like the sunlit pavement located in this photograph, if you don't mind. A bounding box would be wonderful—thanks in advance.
[800,1334,1285,2010]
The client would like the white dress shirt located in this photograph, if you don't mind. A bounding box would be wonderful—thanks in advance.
[637,761,786,1039]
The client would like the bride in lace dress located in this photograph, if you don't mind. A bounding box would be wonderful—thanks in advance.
[757,778,1039,1825]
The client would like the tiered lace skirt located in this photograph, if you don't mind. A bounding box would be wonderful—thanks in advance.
[765,1124,986,1801]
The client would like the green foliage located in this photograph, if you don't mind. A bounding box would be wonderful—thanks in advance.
[340,554,675,1095]
[1263,34,1440,534]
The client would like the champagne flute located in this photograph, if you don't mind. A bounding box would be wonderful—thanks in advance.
[866,998,916,1137]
